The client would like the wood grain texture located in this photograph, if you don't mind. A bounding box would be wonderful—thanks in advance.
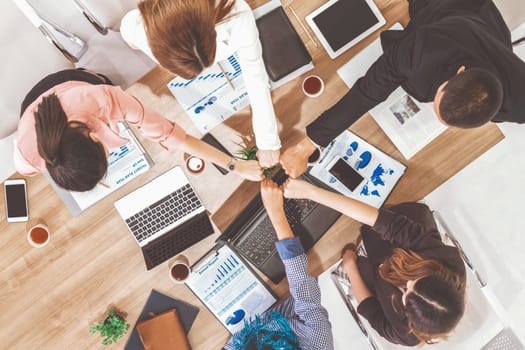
[0,1,503,349]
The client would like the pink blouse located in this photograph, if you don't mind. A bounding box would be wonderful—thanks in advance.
[15,81,186,175]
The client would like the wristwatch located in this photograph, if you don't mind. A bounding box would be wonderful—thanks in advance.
[227,158,236,171]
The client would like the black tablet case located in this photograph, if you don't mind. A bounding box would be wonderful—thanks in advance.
[256,6,312,82]
[124,289,199,350]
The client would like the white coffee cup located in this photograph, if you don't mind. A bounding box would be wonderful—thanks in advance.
[185,155,205,174]
[27,223,50,248]
[168,254,191,283]
[302,75,325,98]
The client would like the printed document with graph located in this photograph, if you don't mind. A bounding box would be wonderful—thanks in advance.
[185,243,277,334]
[167,53,250,133]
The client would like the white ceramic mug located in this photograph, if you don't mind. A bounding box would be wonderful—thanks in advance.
[27,223,50,248]
[168,254,191,283]
[302,75,325,98]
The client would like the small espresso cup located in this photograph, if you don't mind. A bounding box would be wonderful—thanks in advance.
[169,254,191,283]
[27,223,50,248]
[185,155,205,174]
[302,75,324,98]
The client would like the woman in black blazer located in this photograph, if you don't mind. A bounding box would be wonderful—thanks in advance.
[282,178,466,346]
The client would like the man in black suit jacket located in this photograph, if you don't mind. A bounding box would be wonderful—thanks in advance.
[282,0,525,178]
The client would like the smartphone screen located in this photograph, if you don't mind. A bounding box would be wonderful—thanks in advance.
[5,182,28,220]
[328,158,364,192]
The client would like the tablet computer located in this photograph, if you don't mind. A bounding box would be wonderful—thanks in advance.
[306,0,386,59]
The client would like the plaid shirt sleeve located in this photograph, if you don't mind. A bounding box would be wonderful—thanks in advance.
[276,238,334,350]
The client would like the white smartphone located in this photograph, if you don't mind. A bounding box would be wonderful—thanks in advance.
[327,156,365,193]
[4,179,29,222]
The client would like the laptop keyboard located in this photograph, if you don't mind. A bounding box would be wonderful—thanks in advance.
[142,213,214,270]
[236,197,318,267]
[284,198,318,228]
[124,184,202,243]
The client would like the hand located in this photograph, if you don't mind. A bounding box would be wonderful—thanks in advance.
[261,179,284,217]
[261,180,294,239]
[234,160,263,181]
[280,137,317,178]
[341,243,358,273]
[256,149,280,168]
[282,178,315,200]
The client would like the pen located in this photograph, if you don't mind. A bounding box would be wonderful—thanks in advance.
[98,181,110,189]
[217,62,235,90]
[512,36,525,46]
[289,7,319,48]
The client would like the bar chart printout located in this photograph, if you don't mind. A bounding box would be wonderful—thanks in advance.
[167,53,251,133]
[185,245,277,334]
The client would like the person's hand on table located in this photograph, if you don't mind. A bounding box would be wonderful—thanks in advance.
[283,178,316,200]
[256,148,280,168]
[280,137,317,178]
[234,159,264,181]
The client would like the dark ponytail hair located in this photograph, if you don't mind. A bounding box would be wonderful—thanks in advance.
[34,94,108,191]
[379,248,466,344]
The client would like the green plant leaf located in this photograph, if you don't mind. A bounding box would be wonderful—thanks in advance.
[90,309,131,346]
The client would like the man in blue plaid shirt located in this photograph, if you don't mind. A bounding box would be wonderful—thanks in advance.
[224,180,334,350]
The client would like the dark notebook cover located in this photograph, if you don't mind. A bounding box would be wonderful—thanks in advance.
[256,6,312,82]
[124,289,199,350]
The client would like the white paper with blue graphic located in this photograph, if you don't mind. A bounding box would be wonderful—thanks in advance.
[185,244,277,334]
[68,123,152,211]
[167,53,250,133]
[310,130,406,208]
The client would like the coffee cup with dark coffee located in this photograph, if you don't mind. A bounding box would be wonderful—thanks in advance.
[27,222,50,248]
[302,75,324,98]
[168,254,191,283]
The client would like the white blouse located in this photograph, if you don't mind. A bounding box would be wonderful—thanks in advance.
[120,0,281,151]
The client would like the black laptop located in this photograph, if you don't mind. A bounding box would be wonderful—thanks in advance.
[216,169,341,283]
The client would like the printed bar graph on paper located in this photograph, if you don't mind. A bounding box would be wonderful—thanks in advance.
[185,245,277,334]
[166,53,250,133]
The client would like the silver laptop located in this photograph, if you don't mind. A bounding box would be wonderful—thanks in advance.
[114,166,214,269]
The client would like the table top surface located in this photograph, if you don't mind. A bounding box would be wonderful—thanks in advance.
[0,1,504,349]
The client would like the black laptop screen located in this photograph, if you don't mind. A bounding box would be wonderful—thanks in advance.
[312,0,379,52]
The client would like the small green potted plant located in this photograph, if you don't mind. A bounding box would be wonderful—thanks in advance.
[90,309,131,346]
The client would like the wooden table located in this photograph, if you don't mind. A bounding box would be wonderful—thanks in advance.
[0,1,504,349]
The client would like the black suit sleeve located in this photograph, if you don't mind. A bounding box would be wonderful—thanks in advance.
[371,205,444,251]
[305,33,413,147]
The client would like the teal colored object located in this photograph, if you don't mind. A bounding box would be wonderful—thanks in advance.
[232,311,302,350]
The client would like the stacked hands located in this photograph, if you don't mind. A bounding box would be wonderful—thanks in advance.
[260,178,316,217]
[237,137,316,181]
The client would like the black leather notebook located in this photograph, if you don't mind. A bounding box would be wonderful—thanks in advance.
[124,289,199,350]
[256,6,312,82]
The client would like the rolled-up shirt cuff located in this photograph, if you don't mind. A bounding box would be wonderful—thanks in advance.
[255,136,281,151]
[275,237,304,260]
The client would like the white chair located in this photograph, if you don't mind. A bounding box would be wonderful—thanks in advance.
[319,210,523,350]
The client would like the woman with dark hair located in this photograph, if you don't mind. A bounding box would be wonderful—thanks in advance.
[121,0,281,169]
[15,69,263,192]
[282,178,466,346]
